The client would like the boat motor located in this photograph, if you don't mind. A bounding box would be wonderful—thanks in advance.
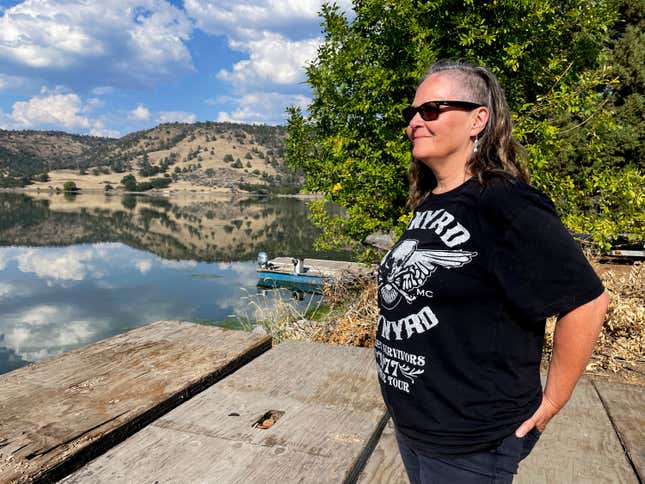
[257,252,269,269]
[292,257,304,274]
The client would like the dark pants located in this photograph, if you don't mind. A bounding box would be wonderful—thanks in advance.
[395,428,541,484]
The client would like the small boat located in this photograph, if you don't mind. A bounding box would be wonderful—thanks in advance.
[256,253,375,293]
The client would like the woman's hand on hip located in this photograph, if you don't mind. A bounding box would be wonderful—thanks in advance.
[515,394,561,437]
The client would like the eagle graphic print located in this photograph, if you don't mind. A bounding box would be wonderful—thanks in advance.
[375,208,477,393]
[378,239,477,310]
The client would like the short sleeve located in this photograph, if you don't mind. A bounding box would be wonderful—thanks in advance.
[492,200,604,321]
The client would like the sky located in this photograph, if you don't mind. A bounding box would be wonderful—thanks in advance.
[0,0,353,138]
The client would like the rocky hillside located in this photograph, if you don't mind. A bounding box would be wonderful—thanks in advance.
[0,122,298,192]
[0,130,111,176]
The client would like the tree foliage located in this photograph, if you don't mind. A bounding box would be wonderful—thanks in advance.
[286,0,644,253]
[63,181,79,193]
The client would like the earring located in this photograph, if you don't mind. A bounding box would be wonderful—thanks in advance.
[473,137,479,153]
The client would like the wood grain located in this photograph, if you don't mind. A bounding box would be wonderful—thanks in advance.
[0,321,271,483]
[63,341,387,484]
[356,378,642,484]
[516,377,638,484]
[358,418,409,484]
[592,378,644,482]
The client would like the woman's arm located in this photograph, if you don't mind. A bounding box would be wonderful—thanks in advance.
[515,290,610,437]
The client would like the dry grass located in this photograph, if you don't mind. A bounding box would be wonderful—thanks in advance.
[543,261,644,375]
[237,289,329,344]
[314,275,379,347]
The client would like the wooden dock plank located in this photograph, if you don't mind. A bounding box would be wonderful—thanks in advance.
[0,321,271,484]
[63,341,387,483]
[357,418,409,484]
[516,377,638,484]
[357,378,641,484]
[591,379,644,481]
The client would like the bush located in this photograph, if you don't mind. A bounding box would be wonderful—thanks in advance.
[121,174,138,191]
[63,181,79,193]
[150,177,171,189]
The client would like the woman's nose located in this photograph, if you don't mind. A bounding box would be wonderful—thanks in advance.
[408,111,425,127]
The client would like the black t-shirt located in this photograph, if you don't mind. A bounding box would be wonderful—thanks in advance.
[375,176,604,456]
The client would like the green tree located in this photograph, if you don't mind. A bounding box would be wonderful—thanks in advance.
[63,181,79,193]
[121,174,138,191]
[287,0,642,253]
[121,195,137,210]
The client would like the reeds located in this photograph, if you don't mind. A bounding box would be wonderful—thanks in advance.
[236,288,328,344]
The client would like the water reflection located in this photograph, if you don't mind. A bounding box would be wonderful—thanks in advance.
[0,192,348,261]
[0,192,350,375]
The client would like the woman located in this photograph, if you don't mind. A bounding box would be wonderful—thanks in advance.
[375,60,609,483]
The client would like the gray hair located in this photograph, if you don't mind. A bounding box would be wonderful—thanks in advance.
[409,60,528,209]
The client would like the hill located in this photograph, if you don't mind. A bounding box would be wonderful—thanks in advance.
[0,122,299,193]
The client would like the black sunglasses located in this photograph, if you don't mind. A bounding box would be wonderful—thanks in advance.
[403,100,484,124]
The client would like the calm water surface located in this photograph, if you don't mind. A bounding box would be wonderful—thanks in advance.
[0,192,351,375]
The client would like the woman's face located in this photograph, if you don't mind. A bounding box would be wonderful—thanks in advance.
[406,72,487,171]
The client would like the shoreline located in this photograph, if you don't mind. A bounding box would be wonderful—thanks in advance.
[0,186,323,200]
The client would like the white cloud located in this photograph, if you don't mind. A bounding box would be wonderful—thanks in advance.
[217,32,319,85]
[0,73,31,91]
[14,247,99,281]
[186,1,353,124]
[7,90,90,129]
[185,0,352,41]
[19,304,63,326]
[0,282,16,299]
[136,259,153,274]
[89,122,120,138]
[0,248,15,271]
[0,87,119,135]
[84,97,105,112]
[158,111,196,123]
[2,304,99,362]
[129,103,151,121]
[0,0,194,88]
[217,92,310,125]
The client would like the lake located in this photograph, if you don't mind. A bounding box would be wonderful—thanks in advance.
[0,191,352,375]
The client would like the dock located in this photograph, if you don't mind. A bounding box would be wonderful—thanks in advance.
[262,258,375,280]
[0,321,642,483]
[0,321,271,483]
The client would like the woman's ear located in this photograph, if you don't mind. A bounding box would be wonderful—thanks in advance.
[470,107,489,137]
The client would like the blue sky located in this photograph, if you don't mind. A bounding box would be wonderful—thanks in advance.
[0,0,352,137]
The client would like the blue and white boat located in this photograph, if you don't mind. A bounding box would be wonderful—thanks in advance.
[256,253,374,293]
